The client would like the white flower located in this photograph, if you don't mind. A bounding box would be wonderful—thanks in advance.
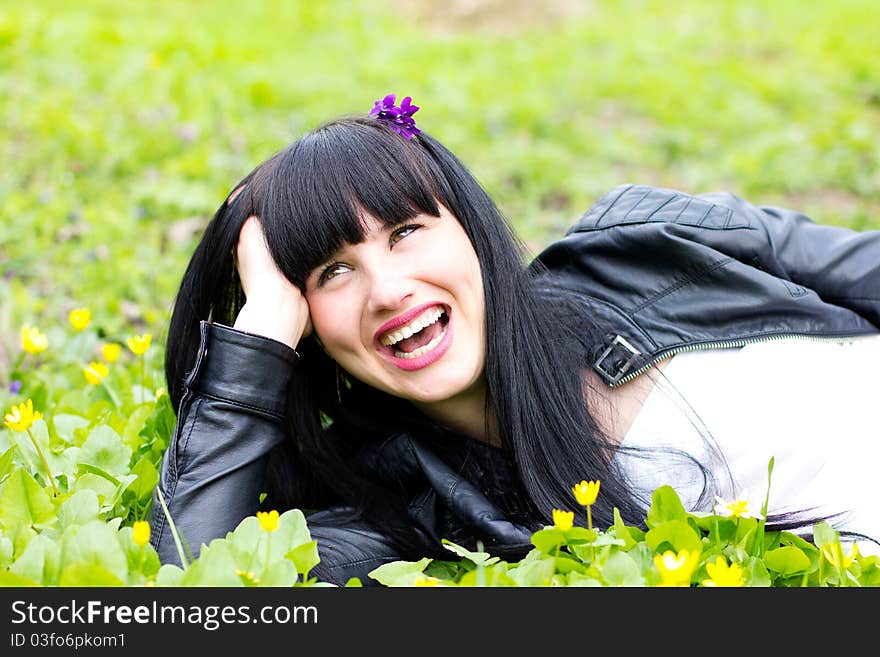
[713,491,764,520]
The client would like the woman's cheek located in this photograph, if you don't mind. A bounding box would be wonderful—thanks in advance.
[310,298,359,354]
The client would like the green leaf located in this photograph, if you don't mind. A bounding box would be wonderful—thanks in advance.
[743,557,772,587]
[224,509,313,566]
[812,521,839,549]
[592,533,628,548]
[138,393,176,446]
[76,462,121,487]
[507,555,555,586]
[601,550,645,586]
[368,558,433,586]
[57,563,127,586]
[0,446,16,482]
[457,563,518,587]
[611,507,642,549]
[126,455,159,501]
[178,541,243,586]
[553,553,590,575]
[285,539,320,579]
[441,539,500,566]
[73,472,118,509]
[424,559,466,581]
[0,570,40,586]
[645,519,703,555]
[59,520,130,583]
[0,469,56,556]
[155,563,185,586]
[52,413,91,444]
[169,509,317,585]
[118,526,161,580]
[645,485,688,528]
[77,425,132,476]
[564,571,604,587]
[56,489,101,530]
[10,421,52,473]
[764,546,812,576]
[779,530,820,554]
[9,534,60,585]
[121,405,155,450]
[530,527,566,554]
[0,533,13,567]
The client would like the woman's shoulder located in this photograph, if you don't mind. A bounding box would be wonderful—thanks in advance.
[570,184,756,233]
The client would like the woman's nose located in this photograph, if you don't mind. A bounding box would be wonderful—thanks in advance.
[365,264,414,314]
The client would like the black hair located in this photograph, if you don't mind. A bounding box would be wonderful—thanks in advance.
[165,116,841,578]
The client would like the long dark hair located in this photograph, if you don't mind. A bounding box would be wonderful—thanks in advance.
[167,116,797,565]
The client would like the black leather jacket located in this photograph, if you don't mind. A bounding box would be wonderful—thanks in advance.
[151,184,880,585]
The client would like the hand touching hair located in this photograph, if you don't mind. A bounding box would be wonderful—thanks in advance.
[232,215,312,349]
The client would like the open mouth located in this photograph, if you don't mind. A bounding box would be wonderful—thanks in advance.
[378,305,450,360]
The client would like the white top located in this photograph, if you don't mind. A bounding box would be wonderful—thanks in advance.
[618,334,880,555]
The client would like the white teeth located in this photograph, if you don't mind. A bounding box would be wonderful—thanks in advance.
[380,307,444,346]
[395,325,447,359]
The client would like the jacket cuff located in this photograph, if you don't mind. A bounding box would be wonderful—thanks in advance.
[186,321,300,418]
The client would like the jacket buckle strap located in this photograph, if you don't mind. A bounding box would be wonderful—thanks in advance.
[594,335,641,385]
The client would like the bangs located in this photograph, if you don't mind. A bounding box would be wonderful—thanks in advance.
[253,118,450,286]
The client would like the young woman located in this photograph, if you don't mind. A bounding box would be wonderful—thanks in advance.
[152,94,880,585]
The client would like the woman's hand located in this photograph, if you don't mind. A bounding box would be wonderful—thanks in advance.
[233,216,313,349]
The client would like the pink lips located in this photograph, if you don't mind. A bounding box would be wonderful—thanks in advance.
[374,301,453,372]
[373,301,446,342]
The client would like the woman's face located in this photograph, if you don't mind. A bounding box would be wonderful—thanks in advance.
[304,205,487,409]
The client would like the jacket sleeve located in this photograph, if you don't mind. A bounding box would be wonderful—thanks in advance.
[700,190,880,327]
[149,321,409,586]
[568,184,880,327]
[149,321,299,566]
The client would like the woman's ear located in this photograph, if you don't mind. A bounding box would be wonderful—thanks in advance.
[227,183,247,205]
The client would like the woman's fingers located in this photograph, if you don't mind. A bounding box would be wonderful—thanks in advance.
[233,216,313,347]
[236,216,284,298]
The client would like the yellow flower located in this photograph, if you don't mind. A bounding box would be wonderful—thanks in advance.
[132,520,151,547]
[235,569,261,585]
[257,510,279,532]
[654,549,699,587]
[101,342,121,363]
[126,333,152,356]
[4,398,43,432]
[713,491,764,520]
[701,556,745,587]
[68,307,91,331]
[571,479,601,507]
[822,543,859,569]
[21,326,49,354]
[83,361,109,385]
[552,508,574,531]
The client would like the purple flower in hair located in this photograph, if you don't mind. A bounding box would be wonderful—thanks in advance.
[369,93,421,140]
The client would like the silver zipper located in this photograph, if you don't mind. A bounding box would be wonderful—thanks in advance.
[609,332,875,388]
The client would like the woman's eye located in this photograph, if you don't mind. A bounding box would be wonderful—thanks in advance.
[390,224,421,245]
[318,263,348,285]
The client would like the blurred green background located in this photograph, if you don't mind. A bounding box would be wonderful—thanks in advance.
[2,0,879,374]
